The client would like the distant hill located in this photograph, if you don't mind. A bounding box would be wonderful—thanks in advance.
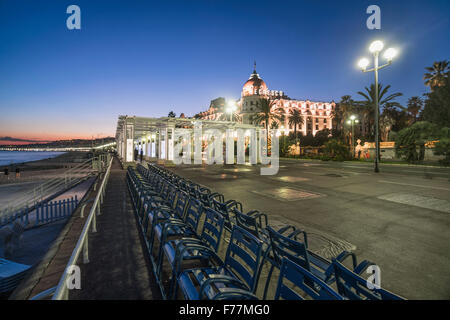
[0,137,115,148]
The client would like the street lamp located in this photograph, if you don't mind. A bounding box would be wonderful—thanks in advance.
[346,115,359,158]
[357,40,397,172]
[226,100,237,122]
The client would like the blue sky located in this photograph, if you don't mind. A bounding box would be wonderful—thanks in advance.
[0,0,448,140]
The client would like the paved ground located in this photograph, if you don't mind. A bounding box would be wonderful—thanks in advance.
[166,159,450,299]
[71,158,161,299]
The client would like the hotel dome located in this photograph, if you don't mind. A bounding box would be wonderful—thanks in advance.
[242,65,267,97]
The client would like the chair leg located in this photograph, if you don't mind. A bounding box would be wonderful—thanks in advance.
[263,263,276,300]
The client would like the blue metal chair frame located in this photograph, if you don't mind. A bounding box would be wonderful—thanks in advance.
[274,257,343,300]
[332,259,404,300]
[174,226,263,300]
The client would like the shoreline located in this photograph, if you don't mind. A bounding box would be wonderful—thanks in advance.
[0,151,90,185]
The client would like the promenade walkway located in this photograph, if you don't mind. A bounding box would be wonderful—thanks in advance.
[70,158,160,299]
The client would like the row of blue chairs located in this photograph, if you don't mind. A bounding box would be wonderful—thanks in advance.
[126,162,404,300]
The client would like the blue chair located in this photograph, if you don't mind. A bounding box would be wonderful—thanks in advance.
[144,190,190,257]
[154,197,204,277]
[174,226,263,300]
[212,198,242,233]
[162,208,225,298]
[233,209,268,238]
[266,226,372,297]
[233,209,298,299]
[332,259,405,300]
[274,257,343,300]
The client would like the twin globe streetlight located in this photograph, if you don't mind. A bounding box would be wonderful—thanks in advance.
[357,40,398,173]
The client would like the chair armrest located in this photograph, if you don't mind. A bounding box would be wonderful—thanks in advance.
[353,260,376,275]
[212,288,259,300]
[174,244,221,276]
[199,275,249,300]
[335,250,358,270]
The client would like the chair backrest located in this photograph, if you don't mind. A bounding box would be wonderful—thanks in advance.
[199,208,225,252]
[275,257,343,300]
[212,199,242,232]
[332,260,404,300]
[224,226,263,293]
[266,226,310,270]
[174,190,189,219]
[159,180,171,200]
[183,197,203,232]
[166,183,179,208]
[233,209,260,238]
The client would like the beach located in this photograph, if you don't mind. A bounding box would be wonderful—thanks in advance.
[0,152,90,185]
[0,152,91,209]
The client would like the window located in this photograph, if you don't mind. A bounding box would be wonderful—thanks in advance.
[316,125,319,130]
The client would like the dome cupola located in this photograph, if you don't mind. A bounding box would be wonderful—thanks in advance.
[242,62,267,97]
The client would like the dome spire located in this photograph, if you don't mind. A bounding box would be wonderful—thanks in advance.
[253,60,257,73]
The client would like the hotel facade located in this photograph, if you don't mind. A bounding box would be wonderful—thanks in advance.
[197,65,336,136]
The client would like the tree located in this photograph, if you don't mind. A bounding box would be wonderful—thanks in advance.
[168,111,176,117]
[395,121,440,163]
[434,127,450,166]
[323,139,351,161]
[422,76,450,127]
[287,109,303,140]
[250,98,284,143]
[406,96,423,125]
[382,103,409,133]
[332,95,359,139]
[357,84,403,157]
[424,60,449,90]
[314,129,331,146]
[380,113,395,141]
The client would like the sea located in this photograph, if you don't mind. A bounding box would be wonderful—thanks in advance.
[0,150,66,166]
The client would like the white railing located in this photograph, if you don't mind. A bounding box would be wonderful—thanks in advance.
[0,157,102,222]
[51,155,113,300]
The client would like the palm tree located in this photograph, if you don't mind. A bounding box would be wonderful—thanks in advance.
[406,96,423,125]
[357,84,403,138]
[287,109,303,140]
[250,98,284,144]
[332,95,366,141]
[168,111,176,117]
[424,60,449,90]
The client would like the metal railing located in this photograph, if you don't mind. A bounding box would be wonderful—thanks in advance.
[0,196,79,227]
[0,156,101,223]
[51,155,113,300]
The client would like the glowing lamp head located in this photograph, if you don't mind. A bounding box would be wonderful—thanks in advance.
[384,48,397,61]
[350,115,356,120]
[369,40,384,53]
[358,58,370,70]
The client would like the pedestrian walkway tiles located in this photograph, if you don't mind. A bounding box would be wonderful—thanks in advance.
[251,187,324,201]
[377,193,450,213]
[271,176,310,183]
[268,214,356,259]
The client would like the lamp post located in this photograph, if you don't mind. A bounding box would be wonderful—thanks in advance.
[226,101,237,122]
[347,115,359,158]
[358,41,397,173]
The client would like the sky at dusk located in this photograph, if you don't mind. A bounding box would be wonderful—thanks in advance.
[0,0,449,142]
